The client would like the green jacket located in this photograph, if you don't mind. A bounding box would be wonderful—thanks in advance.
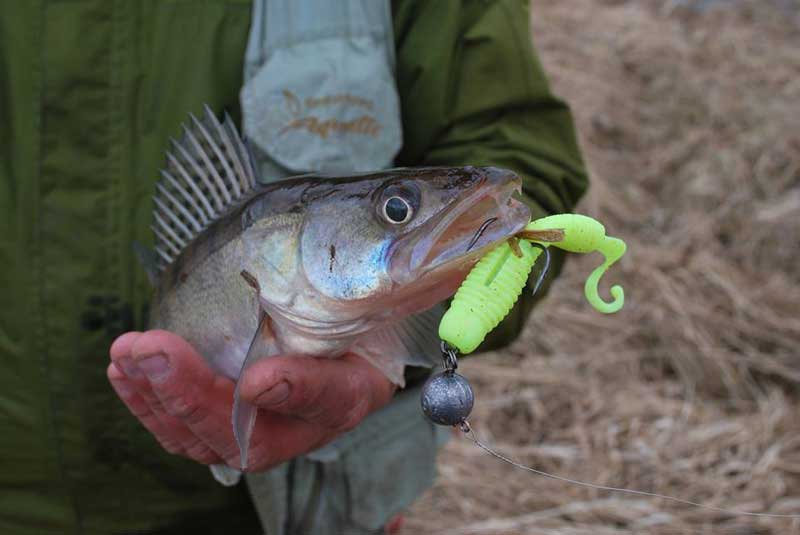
[0,1,587,533]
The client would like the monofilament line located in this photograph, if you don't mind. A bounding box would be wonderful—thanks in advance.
[460,422,800,519]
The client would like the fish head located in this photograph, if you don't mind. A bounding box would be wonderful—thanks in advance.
[294,166,531,322]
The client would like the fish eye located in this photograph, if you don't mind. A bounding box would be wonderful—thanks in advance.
[382,196,413,224]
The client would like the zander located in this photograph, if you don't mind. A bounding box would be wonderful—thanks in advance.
[142,106,531,483]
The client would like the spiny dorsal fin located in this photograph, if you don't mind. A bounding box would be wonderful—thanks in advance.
[152,105,258,270]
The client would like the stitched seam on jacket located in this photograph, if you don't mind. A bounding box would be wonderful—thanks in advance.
[34,1,82,531]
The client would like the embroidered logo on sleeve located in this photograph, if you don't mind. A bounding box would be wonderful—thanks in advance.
[241,37,403,175]
[278,89,381,139]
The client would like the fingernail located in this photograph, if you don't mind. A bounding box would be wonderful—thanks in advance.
[255,381,290,407]
[138,354,170,382]
[117,357,144,379]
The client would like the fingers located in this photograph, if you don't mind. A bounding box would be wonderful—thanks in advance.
[129,331,243,461]
[107,361,221,463]
[108,330,232,465]
[109,332,195,455]
[238,353,396,433]
[109,331,224,464]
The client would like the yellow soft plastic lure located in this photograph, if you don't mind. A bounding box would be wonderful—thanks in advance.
[439,214,627,354]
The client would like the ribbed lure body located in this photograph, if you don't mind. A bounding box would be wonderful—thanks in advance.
[439,214,627,354]
[438,239,542,353]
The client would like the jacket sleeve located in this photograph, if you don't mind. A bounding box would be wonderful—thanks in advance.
[393,0,590,352]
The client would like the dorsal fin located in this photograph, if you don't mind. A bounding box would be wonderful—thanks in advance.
[152,105,258,269]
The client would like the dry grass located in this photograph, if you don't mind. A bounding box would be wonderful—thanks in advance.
[402,1,800,533]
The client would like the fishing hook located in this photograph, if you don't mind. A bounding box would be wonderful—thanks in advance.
[465,217,498,253]
[529,242,550,297]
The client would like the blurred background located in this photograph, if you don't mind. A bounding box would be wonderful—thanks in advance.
[403,1,800,533]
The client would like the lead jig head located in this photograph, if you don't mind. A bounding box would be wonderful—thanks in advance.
[421,342,474,426]
[421,370,475,426]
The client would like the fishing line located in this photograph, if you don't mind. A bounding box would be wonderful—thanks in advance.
[458,420,800,519]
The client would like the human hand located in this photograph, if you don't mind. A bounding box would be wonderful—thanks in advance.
[107,330,396,471]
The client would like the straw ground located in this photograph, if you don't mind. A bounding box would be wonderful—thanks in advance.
[403,1,800,533]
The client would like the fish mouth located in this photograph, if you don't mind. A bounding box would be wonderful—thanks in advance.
[389,168,531,286]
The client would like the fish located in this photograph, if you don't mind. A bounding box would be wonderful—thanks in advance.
[143,106,531,484]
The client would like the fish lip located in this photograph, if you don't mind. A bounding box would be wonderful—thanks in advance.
[389,169,531,283]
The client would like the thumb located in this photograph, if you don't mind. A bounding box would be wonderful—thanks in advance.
[239,353,396,432]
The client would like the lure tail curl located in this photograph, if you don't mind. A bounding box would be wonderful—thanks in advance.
[439,213,627,354]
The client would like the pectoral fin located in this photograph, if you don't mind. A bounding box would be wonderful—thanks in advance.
[209,464,243,487]
[352,305,444,387]
[233,311,280,470]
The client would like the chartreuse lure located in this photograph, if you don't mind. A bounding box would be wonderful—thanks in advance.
[439,214,627,354]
